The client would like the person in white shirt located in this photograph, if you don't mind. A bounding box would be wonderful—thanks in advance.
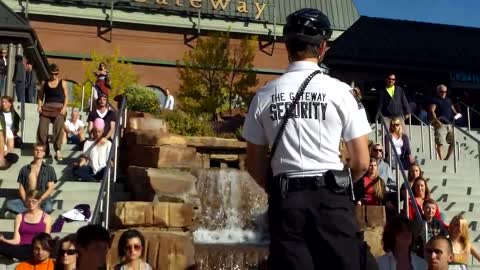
[72,118,111,182]
[63,108,85,145]
[0,96,20,152]
[377,215,426,270]
[242,8,375,270]
[164,88,174,110]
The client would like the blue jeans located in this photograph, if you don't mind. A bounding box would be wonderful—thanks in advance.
[6,197,53,214]
[73,165,106,182]
[67,134,81,145]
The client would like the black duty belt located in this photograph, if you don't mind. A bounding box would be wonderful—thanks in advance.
[270,174,326,194]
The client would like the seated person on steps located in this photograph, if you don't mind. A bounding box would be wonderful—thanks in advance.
[0,121,10,169]
[6,143,56,214]
[63,107,85,146]
[0,190,52,261]
[87,94,116,141]
[73,118,111,182]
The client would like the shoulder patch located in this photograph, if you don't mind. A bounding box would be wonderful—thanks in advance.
[350,90,364,109]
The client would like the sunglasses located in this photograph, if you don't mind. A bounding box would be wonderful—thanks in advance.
[124,244,142,251]
[374,149,383,152]
[51,72,59,76]
[60,249,77,256]
[387,78,396,81]
[393,124,400,127]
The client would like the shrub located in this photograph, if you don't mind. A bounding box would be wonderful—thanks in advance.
[158,110,214,137]
[124,85,160,114]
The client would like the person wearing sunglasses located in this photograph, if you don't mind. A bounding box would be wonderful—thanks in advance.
[376,73,411,134]
[55,233,78,270]
[15,232,55,270]
[370,143,395,190]
[385,118,415,170]
[37,63,68,161]
[115,229,152,270]
[429,84,460,160]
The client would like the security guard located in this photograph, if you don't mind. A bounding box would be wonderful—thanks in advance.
[242,8,377,270]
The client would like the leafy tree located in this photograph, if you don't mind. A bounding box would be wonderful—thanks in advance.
[177,32,258,119]
[72,49,139,109]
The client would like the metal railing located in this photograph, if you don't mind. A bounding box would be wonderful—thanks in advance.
[91,95,127,227]
[459,102,480,134]
[376,115,423,226]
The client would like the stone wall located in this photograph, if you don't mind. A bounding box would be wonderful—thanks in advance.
[109,115,251,269]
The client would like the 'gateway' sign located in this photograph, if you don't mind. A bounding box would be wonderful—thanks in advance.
[31,0,270,21]
[132,0,268,19]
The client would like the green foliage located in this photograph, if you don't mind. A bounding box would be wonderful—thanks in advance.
[124,85,160,114]
[158,110,214,137]
[72,49,139,108]
[177,32,258,119]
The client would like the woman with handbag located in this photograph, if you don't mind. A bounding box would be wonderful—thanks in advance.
[37,63,68,160]
[0,95,21,153]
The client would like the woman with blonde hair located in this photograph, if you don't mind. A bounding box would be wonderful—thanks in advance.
[385,117,415,169]
[449,215,480,266]
[355,158,386,205]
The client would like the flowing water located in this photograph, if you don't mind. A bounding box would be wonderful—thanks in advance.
[192,169,269,268]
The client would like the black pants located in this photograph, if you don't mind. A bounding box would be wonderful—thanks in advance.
[267,187,378,270]
[0,242,32,261]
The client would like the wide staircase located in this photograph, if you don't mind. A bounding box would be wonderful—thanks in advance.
[371,119,480,268]
[0,103,127,269]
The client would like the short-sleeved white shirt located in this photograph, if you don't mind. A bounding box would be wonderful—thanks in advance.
[242,61,371,177]
[65,119,85,134]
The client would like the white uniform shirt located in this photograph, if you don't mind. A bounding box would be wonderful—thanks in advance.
[242,61,371,177]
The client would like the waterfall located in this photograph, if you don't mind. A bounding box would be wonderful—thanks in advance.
[192,168,268,244]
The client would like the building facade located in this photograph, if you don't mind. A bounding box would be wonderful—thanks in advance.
[3,0,359,104]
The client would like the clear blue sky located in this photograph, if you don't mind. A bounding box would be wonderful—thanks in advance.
[353,0,480,28]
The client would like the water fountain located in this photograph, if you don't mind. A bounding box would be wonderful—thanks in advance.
[192,168,269,269]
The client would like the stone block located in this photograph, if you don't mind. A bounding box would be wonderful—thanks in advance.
[128,117,168,133]
[129,145,200,169]
[186,136,246,151]
[127,166,199,204]
[107,229,195,270]
[126,131,187,147]
[112,201,195,229]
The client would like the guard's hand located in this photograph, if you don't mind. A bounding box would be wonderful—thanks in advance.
[0,234,5,242]
[60,107,67,115]
[38,106,42,113]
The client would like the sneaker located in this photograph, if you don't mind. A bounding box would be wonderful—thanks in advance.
[4,211,16,219]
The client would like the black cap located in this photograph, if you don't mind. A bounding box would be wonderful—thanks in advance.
[283,8,332,45]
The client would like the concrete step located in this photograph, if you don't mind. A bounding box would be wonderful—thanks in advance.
[437,201,480,212]
[0,219,87,233]
[0,181,101,191]
[430,185,480,196]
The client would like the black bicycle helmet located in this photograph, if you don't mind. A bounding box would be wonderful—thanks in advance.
[283,8,333,45]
